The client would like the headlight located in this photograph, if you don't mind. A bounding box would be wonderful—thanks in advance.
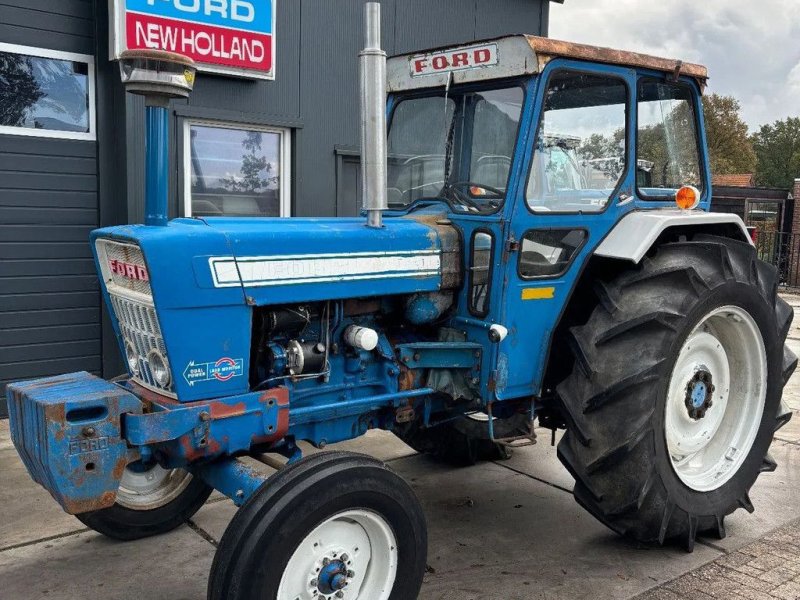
[125,340,140,376]
[147,349,171,387]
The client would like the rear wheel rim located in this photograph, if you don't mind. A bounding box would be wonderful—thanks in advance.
[277,509,398,600]
[116,463,193,510]
[665,305,767,492]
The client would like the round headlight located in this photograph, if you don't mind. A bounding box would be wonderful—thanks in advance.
[125,340,140,376]
[147,349,171,387]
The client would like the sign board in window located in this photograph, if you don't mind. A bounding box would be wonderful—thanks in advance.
[111,0,275,80]
[184,121,290,217]
[0,43,95,141]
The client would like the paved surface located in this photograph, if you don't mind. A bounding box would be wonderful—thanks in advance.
[1,295,800,599]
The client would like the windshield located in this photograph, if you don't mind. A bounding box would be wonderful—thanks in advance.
[387,86,524,213]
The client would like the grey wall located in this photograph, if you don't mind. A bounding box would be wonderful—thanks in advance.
[0,0,103,416]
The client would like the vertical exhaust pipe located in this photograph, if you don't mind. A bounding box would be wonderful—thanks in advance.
[360,2,388,228]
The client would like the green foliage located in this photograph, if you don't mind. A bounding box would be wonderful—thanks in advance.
[0,53,44,127]
[220,131,278,193]
[701,94,756,175]
[752,117,800,189]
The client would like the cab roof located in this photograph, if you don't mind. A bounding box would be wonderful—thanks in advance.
[387,35,708,93]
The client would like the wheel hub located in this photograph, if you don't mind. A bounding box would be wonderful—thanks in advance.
[314,555,355,597]
[684,370,715,420]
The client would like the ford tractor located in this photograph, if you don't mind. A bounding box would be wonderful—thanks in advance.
[6,5,796,599]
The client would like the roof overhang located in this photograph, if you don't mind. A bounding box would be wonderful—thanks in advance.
[387,35,708,93]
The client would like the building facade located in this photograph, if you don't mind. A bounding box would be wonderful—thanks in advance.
[0,0,557,415]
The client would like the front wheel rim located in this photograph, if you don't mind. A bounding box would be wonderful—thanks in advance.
[116,463,193,510]
[277,509,398,600]
[665,305,767,492]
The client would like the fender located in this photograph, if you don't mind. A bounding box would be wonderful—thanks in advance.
[594,209,751,264]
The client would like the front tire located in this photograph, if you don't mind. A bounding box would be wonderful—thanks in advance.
[77,463,212,541]
[208,451,427,600]
[557,236,796,550]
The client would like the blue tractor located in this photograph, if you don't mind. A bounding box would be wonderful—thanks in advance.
[7,5,796,598]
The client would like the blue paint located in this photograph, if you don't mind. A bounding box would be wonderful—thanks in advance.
[191,458,268,507]
[144,106,169,227]
[691,382,707,408]
[125,0,274,35]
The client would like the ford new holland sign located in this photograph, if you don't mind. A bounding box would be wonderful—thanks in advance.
[111,0,275,80]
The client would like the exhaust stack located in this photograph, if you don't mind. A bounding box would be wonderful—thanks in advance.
[118,50,196,226]
[360,2,388,229]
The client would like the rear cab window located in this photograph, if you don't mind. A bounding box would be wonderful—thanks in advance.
[636,80,704,199]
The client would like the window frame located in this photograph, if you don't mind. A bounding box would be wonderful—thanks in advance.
[524,67,631,216]
[182,119,292,218]
[468,228,496,318]
[517,227,589,280]
[386,80,527,216]
[0,42,96,141]
[635,77,707,202]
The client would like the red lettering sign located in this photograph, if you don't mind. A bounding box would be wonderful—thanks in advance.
[409,43,499,77]
[109,259,150,282]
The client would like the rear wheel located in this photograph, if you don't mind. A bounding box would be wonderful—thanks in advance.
[557,236,795,550]
[76,462,212,541]
[395,412,529,465]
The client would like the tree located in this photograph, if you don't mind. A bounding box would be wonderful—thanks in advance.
[752,117,800,189]
[0,53,44,126]
[701,94,756,175]
[220,131,278,193]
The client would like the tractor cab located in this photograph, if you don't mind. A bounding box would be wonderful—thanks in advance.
[383,35,715,399]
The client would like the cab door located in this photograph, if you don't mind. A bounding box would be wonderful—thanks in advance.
[497,60,637,400]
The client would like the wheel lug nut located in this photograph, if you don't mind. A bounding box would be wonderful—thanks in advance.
[310,578,318,587]
[336,593,344,599]
[347,570,355,578]
[323,557,330,566]
[340,553,349,562]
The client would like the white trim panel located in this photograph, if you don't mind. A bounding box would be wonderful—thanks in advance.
[594,210,751,264]
[0,42,96,142]
[210,250,441,288]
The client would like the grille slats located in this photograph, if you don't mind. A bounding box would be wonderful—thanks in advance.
[97,239,174,396]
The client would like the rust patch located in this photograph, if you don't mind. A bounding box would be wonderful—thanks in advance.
[209,401,247,420]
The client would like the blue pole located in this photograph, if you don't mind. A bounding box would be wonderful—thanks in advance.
[144,105,169,226]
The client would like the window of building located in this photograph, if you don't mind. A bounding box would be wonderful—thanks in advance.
[526,70,627,213]
[0,43,95,141]
[184,121,291,218]
[637,80,704,199]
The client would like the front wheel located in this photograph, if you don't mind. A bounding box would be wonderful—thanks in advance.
[208,451,427,600]
[557,235,796,550]
[76,463,212,540]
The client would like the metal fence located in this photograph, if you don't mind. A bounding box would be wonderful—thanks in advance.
[755,231,800,288]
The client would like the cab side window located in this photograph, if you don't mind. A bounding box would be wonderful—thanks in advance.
[526,71,628,213]
[637,80,703,198]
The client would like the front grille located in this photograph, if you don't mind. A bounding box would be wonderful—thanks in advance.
[95,239,152,297]
[110,294,173,394]
[95,238,174,396]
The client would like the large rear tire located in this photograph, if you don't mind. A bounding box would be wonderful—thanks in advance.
[395,413,529,465]
[557,235,796,550]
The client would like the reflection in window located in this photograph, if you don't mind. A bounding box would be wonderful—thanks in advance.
[526,71,627,213]
[469,232,493,316]
[637,81,703,197]
[387,87,523,213]
[189,124,285,217]
[519,229,587,278]
[0,52,90,133]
